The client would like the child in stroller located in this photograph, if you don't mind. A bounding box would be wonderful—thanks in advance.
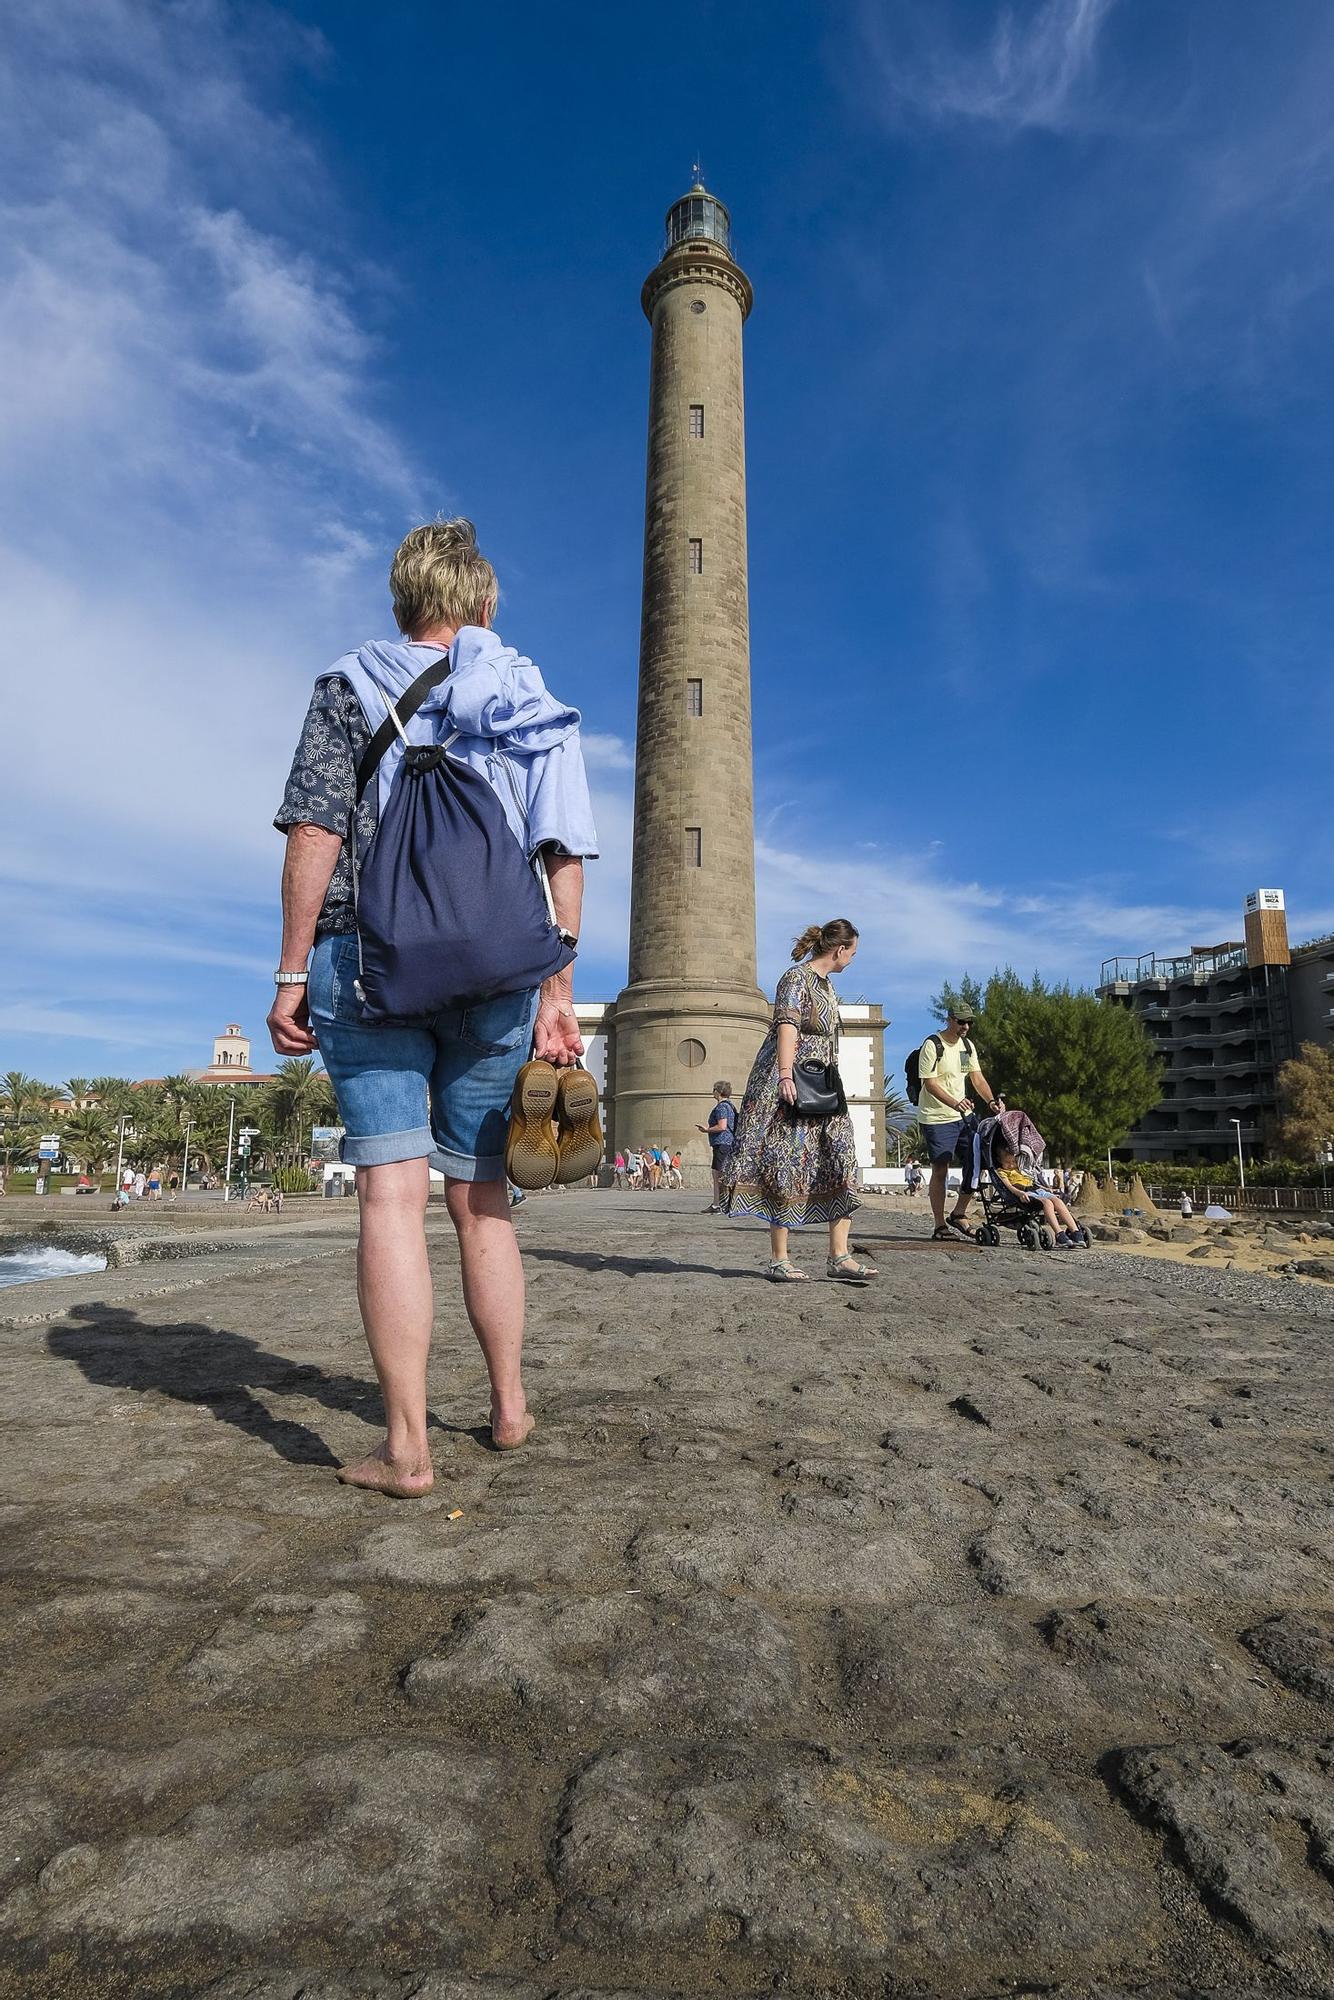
[969,1109,1090,1251]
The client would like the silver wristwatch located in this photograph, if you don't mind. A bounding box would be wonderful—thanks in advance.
[273,970,309,985]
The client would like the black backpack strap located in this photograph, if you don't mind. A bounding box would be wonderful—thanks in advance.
[354,652,451,804]
[931,1034,945,1059]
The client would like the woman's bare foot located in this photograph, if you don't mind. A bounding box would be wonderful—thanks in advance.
[491,1403,535,1451]
[336,1441,434,1498]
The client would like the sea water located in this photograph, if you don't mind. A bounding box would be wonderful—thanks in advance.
[0,1247,108,1289]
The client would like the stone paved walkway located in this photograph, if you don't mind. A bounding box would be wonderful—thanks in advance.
[1,1191,1332,1999]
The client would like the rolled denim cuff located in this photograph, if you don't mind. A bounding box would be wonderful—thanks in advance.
[339,1126,434,1166]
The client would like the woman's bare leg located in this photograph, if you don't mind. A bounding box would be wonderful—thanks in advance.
[340,1158,434,1497]
[446,1176,533,1448]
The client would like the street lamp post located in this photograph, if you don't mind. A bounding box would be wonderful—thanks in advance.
[223,1097,237,1202]
[1230,1117,1245,1191]
[114,1113,130,1190]
[180,1119,194,1197]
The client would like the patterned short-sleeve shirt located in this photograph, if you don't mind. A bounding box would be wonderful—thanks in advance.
[273,678,373,938]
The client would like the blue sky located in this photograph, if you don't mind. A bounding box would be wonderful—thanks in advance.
[3,0,1332,1085]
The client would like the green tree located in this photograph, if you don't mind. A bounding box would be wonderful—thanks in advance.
[186,1090,238,1176]
[261,1060,336,1166]
[0,1122,39,1176]
[882,1083,924,1162]
[929,968,1163,1162]
[0,1074,60,1175]
[1,1072,55,1124]
[61,1110,113,1173]
[929,975,986,1026]
[63,1077,92,1107]
[90,1076,137,1117]
[1279,1042,1334,1162]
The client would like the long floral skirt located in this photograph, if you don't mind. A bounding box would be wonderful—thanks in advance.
[720,1031,861,1229]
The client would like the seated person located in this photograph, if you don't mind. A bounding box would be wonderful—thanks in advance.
[995,1141,1084,1247]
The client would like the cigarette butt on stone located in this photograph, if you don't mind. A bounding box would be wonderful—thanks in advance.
[447,1508,463,1521]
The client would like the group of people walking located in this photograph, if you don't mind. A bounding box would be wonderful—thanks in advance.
[612,1146,683,1190]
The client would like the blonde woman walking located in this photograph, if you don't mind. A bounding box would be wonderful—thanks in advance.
[721,919,874,1282]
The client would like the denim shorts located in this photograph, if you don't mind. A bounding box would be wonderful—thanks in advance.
[309,932,538,1181]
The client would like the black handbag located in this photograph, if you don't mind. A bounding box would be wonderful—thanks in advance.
[788,973,847,1118]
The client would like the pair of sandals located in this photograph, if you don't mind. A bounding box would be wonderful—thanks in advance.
[505,1060,603,1191]
[768,1252,879,1284]
[932,1213,975,1244]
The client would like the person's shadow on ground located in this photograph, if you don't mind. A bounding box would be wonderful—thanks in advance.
[520,1244,763,1281]
[47,1302,420,1469]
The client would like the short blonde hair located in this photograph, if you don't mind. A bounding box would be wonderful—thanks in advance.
[389,518,498,637]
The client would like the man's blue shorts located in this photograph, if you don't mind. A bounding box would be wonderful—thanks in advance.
[309,933,538,1182]
[922,1119,974,1186]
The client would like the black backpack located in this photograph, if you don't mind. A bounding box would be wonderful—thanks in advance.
[905,1034,973,1106]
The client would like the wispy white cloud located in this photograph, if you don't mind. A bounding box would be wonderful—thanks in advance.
[580,732,635,772]
[0,0,424,1068]
[858,0,1120,133]
[0,1003,185,1053]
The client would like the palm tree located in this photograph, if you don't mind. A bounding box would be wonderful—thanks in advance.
[0,1122,39,1176]
[187,1090,236,1177]
[262,1058,329,1165]
[1,1072,51,1124]
[157,1075,196,1124]
[91,1076,136,1117]
[63,1077,92,1108]
[0,1076,61,1177]
[61,1110,113,1173]
[883,1084,924,1166]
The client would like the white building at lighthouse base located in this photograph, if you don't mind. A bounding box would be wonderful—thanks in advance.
[574,1001,889,1180]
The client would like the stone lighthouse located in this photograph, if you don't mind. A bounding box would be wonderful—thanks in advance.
[611,179,771,1163]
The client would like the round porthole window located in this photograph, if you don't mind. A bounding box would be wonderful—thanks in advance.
[690,299,706,314]
[678,1038,706,1067]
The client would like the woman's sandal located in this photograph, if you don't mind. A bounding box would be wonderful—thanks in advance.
[931,1224,955,1242]
[827,1253,877,1282]
[767,1257,811,1282]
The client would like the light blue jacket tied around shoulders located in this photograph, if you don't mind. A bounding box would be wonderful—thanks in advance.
[318,627,599,860]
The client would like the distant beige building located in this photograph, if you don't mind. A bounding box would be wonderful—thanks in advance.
[189,1025,276,1088]
[584,181,886,1171]
[1099,888,1333,1162]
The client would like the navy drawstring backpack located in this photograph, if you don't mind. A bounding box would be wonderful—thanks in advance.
[350,652,575,1021]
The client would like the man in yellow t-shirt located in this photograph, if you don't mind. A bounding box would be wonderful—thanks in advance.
[917,1008,1002,1241]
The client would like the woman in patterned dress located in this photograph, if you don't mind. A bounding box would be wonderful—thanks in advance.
[721,919,877,1283]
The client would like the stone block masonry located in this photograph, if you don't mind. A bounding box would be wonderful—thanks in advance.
[613,186,772,1164]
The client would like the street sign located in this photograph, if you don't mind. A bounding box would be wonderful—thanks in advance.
[239,1126,261,1139]
[38,1135,60,1160]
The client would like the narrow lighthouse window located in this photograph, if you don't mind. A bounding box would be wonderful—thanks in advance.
[688,538,703,574]
[686,826,703,868]
[689,404,705,438]
[687,678,703,717]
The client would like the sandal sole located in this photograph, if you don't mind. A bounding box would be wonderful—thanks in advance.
[553,1071,603,1185]
[506,1062,561,1191]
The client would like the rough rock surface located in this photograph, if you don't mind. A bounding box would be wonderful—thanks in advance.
[1113,1737,1334,1983]
[1240,1608,1334,1701]
[0,1191,1330,1999]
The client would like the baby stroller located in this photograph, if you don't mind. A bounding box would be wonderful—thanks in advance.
[965,1108,1090,1252]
